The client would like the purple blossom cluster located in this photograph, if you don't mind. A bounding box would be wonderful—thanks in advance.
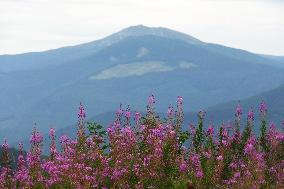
[0,97,283,188]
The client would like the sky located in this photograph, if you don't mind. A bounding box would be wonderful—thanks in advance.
[0,0,283,55]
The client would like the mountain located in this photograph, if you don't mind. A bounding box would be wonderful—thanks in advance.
[1,25,284,144]
[0,25,202,72]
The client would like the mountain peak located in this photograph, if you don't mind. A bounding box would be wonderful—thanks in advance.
[116,25,203,45]
[74,25,203,53]
[122,24,158,32]
[124,24,149,30]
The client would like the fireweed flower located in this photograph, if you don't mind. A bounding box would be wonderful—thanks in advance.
[167,105,174,118]
[190,153,204,178]
[0,139,11,171]
[115,104,123,119]
[175,96,184,131]
[233,172,241,179]
[177,96,183,115]
[134,112,141,123]
[216,155,223,161]
[235,103,243,118]
[148,94,155,106]
[229,162,237,169]
[2,138,9,150]
[244,142,254,154]
[198,110,206,120]
[77,102,86,141]
[196,170,204,178]
[49,127,55,138]
[78,102,86,119]
[233,103,242,140]
[207,124,214,136]
[17,142,25,167]
[124,108,131,119]
[259,101,267,118]
[189,124,196,135]
[179,162,187,172]
[132,111,141,133]
[15,142,31,188]
[29,128,43,144]
[177,96,183,106]
[49,128,57,158]
[270,122,276,130]
[124,106,132,127]
[225,122,234,130]
[59,135,69,144]
[247,108,255,122]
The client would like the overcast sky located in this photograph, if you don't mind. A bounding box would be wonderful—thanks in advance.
[0,0,283,55]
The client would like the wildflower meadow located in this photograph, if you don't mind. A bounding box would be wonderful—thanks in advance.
[0,95,283,188]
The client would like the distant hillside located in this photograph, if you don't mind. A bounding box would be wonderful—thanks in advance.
[259,54,284,67]
[1,25,284,144]
[205,84,284,127]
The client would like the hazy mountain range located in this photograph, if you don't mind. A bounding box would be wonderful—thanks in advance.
[0,25,283,144]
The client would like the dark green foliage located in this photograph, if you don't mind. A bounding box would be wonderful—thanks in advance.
[239,123,251,156]
[87,121,108,150]
[178,131,189,148]
[259,119,269,153]
[0,147,27,170]
[218,127,224,148]
[87,122,106,138]
[193,112,205,152]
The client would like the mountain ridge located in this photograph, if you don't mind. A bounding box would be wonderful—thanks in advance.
[1,25,284,144]
[0,25,282,71]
